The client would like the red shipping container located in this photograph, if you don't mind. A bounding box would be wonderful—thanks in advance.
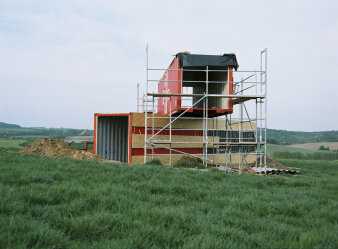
[157,53,239,117]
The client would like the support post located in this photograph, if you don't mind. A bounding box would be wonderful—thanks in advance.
[152,96,154,160]
[169,96,172,166]
[264,49,268,168]
[144,45,148,164]
[137,83,140,112]
[239,78,244,174]
[205,66,209,167]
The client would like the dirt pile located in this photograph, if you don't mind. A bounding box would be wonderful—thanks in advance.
[174,156,205,169]
[176,155,203,165]
[19,138,103,161]
[252,155,289,170]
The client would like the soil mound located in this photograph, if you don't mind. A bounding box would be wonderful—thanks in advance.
[253,155,289,170]
[19,138,103,161]
[176,155,203,165]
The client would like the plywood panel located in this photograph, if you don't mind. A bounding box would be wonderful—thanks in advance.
[131,112,256,130]
[131,154,256,166]
[132,134,219,149]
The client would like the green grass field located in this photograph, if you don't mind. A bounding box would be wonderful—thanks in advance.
[0,139,90,152]
[0,139,26,151]
[266,143,324,155]
[0,153,337,249]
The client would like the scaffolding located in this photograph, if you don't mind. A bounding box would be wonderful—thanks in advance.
[142,47,268,173]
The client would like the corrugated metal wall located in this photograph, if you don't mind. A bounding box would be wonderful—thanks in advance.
[97,116,128,162]
[183,67,228,109]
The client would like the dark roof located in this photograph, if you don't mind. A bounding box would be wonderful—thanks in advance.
[176,53,239,70]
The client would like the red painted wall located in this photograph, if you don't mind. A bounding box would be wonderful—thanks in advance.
[157,56,234,117]
[132,148,203,156]
[157,57,181,115]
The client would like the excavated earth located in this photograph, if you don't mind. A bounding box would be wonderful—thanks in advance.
[252,155,289,170]
[19,138,104,161]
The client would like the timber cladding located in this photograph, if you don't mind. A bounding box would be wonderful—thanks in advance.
[131,154,256,166]
[132,134,219,149]
[131,112,255,130]
[130,112,256,165]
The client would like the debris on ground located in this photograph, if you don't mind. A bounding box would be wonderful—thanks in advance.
[246,156,299,175]
[19,138,104,161]
[217,166,239,172]
[250,155,289,170]
[247,167,299,175]
[216,155,298,175]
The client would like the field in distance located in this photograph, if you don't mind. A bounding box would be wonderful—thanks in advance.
[266,143,330,155]
[289,142,338,151]
[0,139,26,150]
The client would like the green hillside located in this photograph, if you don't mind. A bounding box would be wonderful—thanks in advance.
[267,129,338,145]
[0,122,93,140]
[0,122,21,129]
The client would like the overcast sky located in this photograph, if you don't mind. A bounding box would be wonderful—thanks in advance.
[0,0,337,131]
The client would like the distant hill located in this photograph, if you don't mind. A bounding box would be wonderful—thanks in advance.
[267,129,338,145]
[0,122,93,139]
[0,122,21,129]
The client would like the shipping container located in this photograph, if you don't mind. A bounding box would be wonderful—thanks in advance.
[157,53,239,117]
[94,112,255,165]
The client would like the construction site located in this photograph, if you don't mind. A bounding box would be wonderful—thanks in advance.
[93,48,270,173]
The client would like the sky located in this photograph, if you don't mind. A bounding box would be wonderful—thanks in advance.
[0,0,337,131]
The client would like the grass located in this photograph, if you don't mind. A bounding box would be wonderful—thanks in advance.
[174,160,205,169]
[0,138,93,152]
[273,151,338,161]
[0,152,337,249]
[144,159,162,165]
[266,143,325,155]
[0,139,27,151]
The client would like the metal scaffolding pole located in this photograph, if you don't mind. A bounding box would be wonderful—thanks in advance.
[203,96,206,166]
[264,49,268,169]
[259,52,263,167]
[225,114,229,170]
[255,73,258,168]
[239,78,244,174]
[144,49,268,171]
[205,66,209,168]
[152,96,154,160]
[169,96,172,166]
[144,45,148,164]
[137,83,140,112]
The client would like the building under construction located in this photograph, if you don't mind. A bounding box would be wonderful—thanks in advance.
[93,49,267,172]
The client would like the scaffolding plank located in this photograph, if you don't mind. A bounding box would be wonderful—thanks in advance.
[148,141,265,145]
[232,97,258,105]
[147,93,265,98]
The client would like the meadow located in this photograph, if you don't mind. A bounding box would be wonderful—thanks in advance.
[0,139,26,151]
[0,152,337,249]
[266,143,322,154]
[0,139,91,152]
